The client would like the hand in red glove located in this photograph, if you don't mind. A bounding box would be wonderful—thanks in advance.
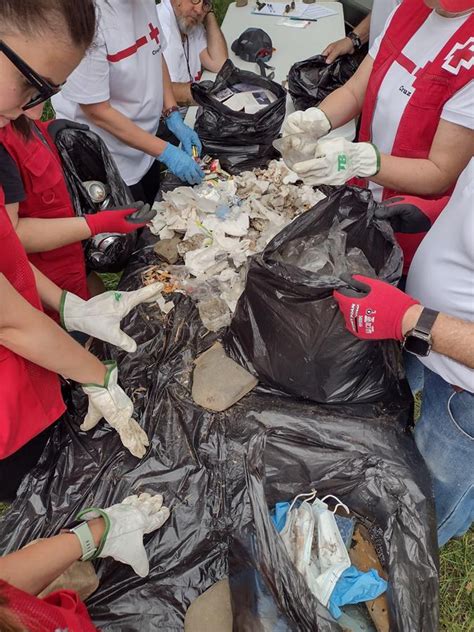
[84,202,156,236]
[333,274,420,340]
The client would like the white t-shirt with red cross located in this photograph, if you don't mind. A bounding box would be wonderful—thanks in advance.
[157,0,207,83]
[406,160,474,392]
[367,8,473,201]
[53,0,166,186]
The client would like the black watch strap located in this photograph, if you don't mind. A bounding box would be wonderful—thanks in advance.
[347,31,362,51]
[413,307,439,337]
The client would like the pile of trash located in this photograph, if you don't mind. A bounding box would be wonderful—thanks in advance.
[149,160,324,330]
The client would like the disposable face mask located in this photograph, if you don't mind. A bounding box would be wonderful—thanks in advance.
[309,495,351,606]
[279,491,351,607]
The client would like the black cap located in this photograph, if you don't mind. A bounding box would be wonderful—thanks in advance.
[231,28,273,63]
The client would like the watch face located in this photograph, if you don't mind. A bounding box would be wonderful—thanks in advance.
[404,334,431,357]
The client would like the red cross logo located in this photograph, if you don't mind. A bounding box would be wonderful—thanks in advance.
[442,37,474,75]
[148,22,160,45]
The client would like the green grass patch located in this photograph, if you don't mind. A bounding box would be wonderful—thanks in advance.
[439,529,474,631]
[99,272,123,292]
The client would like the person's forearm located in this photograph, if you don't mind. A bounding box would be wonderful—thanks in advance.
[203,12,228,72]
[80,102,167,158]
[15,217,91,253]
[162,59,179,112]
[0,519,105,595]
[31,265,63,312]
[372,121,473,196]
[352,13,371,45]
[371,155,455,196]
[319,87,362,129]
[0,274,106,384]
[318,55,373,129]
[172,82,194,106]
[402,306,474,368]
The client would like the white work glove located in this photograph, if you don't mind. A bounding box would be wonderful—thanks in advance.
[81,361,149,458]
[282,107,331,139]
[292,137,380,186]
[77,493,170,577]
[61,282,164,353]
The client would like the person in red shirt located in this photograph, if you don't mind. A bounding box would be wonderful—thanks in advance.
[0,492,170,632]
[0,104,153,319]
[0,0,159,501]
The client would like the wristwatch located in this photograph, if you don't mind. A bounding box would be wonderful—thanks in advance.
[347,31,362,51]
[69,521,98,561]
[403,307,439,357]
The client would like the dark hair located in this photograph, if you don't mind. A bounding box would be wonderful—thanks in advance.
[11,116,32,138]
[0,0,96,49]
[2,1,97,138]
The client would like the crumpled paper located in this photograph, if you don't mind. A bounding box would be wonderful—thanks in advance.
[150,160,325,330]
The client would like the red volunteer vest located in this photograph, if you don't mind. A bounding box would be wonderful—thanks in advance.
[0,122,89,322]
[0,580,98,632]
[0,188,65,459]
[356,0,474,271]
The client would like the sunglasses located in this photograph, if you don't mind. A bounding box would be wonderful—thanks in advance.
[0,40,64,111]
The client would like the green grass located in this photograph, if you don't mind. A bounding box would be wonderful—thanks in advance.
[439,530,474,631]
[41,99,55,121]
[99,272,122,291]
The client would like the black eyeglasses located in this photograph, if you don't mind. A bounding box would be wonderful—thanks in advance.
[0,40,64,111]
[190,0,213,7]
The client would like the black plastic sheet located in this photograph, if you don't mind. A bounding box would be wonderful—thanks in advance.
[288,54,359,111]
[52,125,136,272]
[0,226,438,631]
[224,186,407,406]
[191,60,286,173]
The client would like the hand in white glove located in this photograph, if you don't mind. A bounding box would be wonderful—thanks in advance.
[292,138,380,186]
[81,361,149,458]
[61,282,164,353]
[282,107,331,139]
[77,492,170,577]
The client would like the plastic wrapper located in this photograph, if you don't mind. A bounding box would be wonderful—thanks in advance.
[191,60,286,173]
[288,54,359,111]
[0,226,438,631]
[52,126,136,272]
[224,186,406,405]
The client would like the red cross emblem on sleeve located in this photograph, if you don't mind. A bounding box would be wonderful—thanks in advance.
[442,37,474,75]
[148,22,160,45]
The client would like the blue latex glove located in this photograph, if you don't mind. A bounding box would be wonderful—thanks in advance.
[165,111,202,156]
[328,566,388,619]
[158,143,204,185]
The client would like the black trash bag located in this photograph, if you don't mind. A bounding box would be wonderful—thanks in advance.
[0,238,438,631]
[191,59,286,173]
[228,404,439,632]
[51,123,136,272]
[288,54,359,111]
[224,186,406,406]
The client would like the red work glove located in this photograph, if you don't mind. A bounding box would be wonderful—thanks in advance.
[84,202,153,236]
[333,274,419,340]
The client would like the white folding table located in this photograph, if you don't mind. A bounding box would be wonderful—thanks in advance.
[185,1,355,139]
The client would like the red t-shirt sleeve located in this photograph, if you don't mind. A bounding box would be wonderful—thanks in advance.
[0,580,98,632]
